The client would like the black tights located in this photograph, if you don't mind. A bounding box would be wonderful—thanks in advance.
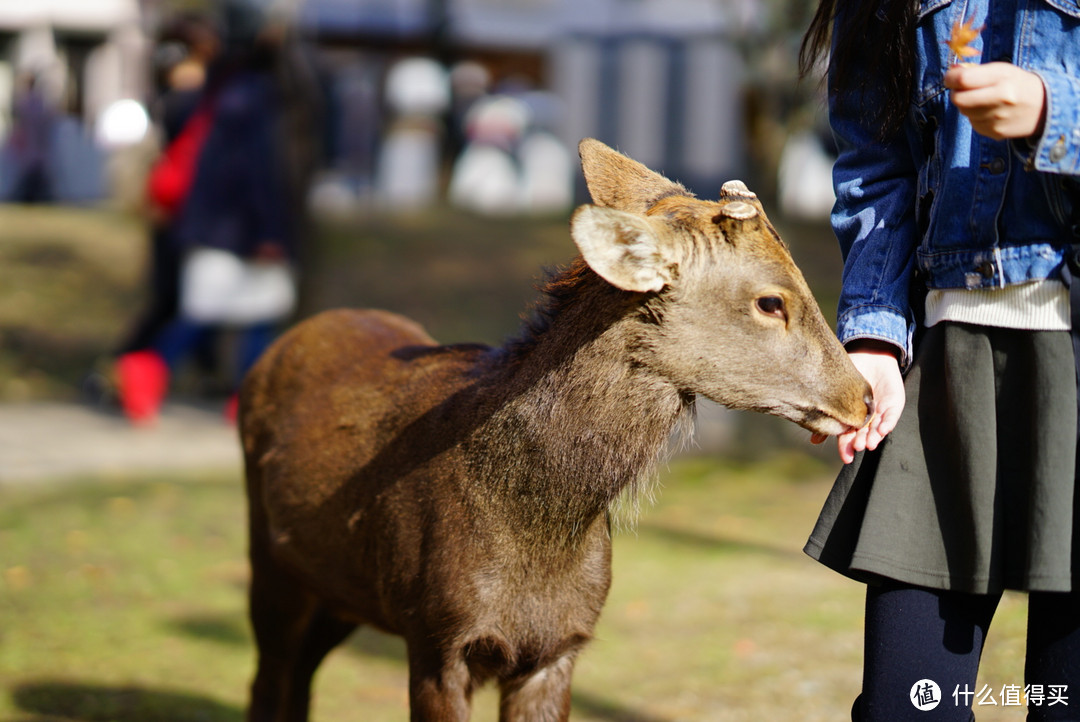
[854,582,1080,721]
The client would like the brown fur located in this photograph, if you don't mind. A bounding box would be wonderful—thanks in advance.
[240,140,871,721]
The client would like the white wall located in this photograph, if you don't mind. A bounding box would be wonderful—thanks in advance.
[0,0,147,125]
[0,0,139,32]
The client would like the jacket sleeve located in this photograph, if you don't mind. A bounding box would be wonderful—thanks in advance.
[240,76,292,256]
[1028,68,1080,177]
[829,79,921,369]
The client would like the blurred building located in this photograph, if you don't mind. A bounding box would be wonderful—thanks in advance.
[302,0,762,199]
[0,0,767,207]
[0,0,148,201]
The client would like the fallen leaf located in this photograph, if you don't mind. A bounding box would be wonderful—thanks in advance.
[734,638,757,658]
[4,565,31,590]
[947,15,983,62]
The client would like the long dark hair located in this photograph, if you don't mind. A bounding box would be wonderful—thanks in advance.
[799,0,919,139]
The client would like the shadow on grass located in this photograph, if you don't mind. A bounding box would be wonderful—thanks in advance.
[169,613,251,647]
[0,325,107,396]
[572,689,671,722]
[13,681,242,722]
[344,625,408,663]
[167,610,408,665]
[641,522,805,561]
[11,681,668,722]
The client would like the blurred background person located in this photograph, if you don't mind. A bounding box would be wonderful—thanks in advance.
[114,12,222,424]
[119,4,316,425]
[7,70,57,204]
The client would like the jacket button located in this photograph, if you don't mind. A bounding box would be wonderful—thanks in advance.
[978,260,995,278]
[1050,137,1068,163]
[987,157,1006,174]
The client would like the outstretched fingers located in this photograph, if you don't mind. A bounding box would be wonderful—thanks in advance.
[817,345,906,465]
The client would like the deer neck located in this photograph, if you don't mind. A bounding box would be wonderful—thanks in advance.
[472,266,690,540]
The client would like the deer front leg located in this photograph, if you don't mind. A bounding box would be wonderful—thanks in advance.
[247,557,319,722]
[407,646,474,722]
[498,654,576,722]
[246,499,358,722]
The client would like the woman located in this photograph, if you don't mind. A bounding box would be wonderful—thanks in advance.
[800,1,1080,719]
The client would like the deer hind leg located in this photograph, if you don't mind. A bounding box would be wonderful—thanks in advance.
[498,654,576,722]
[246,536,357,721]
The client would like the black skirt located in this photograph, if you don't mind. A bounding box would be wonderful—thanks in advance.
[805,321,1079,594]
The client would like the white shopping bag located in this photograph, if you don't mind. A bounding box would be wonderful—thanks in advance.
[181,247,296,325]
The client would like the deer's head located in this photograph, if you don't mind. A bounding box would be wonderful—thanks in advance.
[571,138,871,436]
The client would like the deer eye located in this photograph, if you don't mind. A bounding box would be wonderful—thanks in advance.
[755,296,786,320]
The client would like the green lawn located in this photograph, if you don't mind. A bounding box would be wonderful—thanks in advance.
[0,206,146,400]
[0,456,1029,722]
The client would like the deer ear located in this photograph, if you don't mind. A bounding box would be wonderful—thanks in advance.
[571,205,672,293]
[578,138,691,214]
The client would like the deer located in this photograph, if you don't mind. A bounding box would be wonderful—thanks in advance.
[238,138,873,722]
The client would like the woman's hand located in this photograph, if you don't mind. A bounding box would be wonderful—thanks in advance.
[812,341,906,464]
[944,62,1046,141]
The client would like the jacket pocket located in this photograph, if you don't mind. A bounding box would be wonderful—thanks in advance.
[1042,0,1080,21]
[914,0,953,105]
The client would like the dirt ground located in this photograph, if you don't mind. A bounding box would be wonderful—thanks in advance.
[0,400,240,484]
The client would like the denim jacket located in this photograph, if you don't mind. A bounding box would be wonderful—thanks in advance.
[830,0,1080,367]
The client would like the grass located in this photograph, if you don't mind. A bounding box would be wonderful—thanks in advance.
[0,206,145,400]
[0,456,1030,722]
